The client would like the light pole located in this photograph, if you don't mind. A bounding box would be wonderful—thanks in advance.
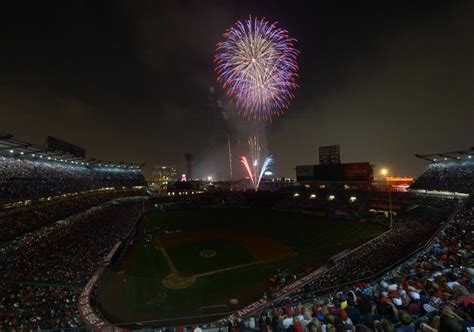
[380,168,393,228]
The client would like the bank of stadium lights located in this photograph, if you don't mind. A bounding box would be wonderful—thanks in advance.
[3,150,131,169]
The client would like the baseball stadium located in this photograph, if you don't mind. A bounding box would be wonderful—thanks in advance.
[1,2,473,331]
[1,135,473,332]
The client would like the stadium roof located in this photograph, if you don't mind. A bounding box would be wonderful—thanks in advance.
[0,133,144,169]
[415,147,474,162]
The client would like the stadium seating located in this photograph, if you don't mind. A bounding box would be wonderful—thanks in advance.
[411,161,474,194]
[0,189,143,243]
[0,156,146,204]
[0,198,145,330]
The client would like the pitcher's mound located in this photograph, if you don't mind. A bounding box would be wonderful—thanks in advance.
[162,273,196,289]
[200,250,217,258]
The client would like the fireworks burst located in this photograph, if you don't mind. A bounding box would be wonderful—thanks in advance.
[215,16,299,120]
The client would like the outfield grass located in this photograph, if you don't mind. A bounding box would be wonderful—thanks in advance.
[98,208,385,325]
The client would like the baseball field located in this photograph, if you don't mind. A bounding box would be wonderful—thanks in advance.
[98,208,385,326]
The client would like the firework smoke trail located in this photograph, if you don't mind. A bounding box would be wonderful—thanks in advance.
[240,156,255,187]
[256,155,273,190]
[215,16,299,120]
[249,136,260,180]
[227,134,233,181]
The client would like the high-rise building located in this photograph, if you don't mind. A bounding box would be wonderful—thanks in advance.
[152,165,177,192]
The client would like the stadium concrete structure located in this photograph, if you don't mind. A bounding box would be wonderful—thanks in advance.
[0,135,473,331]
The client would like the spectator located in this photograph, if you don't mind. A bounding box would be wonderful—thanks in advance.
[395,311,415,332]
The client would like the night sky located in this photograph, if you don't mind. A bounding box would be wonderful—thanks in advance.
[1,0,472,179]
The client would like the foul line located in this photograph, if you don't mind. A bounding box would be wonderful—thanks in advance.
[193,260,264,278]
[155,240,290,281]
[155,239,178,274]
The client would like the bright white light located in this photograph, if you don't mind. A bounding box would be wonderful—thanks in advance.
[328,195,335,201]
[207,176,213,181]
[434,158,437,161]
[32,154,36,157]
[293,193,300,197]
[253,160,258,167]
[9,150,13,153]
[264,171,273,176]
[20,152,24,155]
[350,196,357,202]
[310,194,316,199]
[469,156,472,159]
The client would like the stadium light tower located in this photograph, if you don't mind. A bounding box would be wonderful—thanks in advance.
[380,168,393,228]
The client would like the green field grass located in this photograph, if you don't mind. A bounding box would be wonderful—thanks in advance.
[167,240,255,275]
[98,208,385,325]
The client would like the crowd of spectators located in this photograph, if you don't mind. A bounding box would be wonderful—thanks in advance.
[0,156,147,204]
[0,198,145,330]
[412,161,474,194]
[0,189,143,243]
[230,197,474,332]
[0,199,144,285]
[0,283,82,331]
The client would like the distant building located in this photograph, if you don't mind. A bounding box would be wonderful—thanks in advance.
[152,165,177,193]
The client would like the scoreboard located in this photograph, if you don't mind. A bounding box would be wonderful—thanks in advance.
[296,162,373,182]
